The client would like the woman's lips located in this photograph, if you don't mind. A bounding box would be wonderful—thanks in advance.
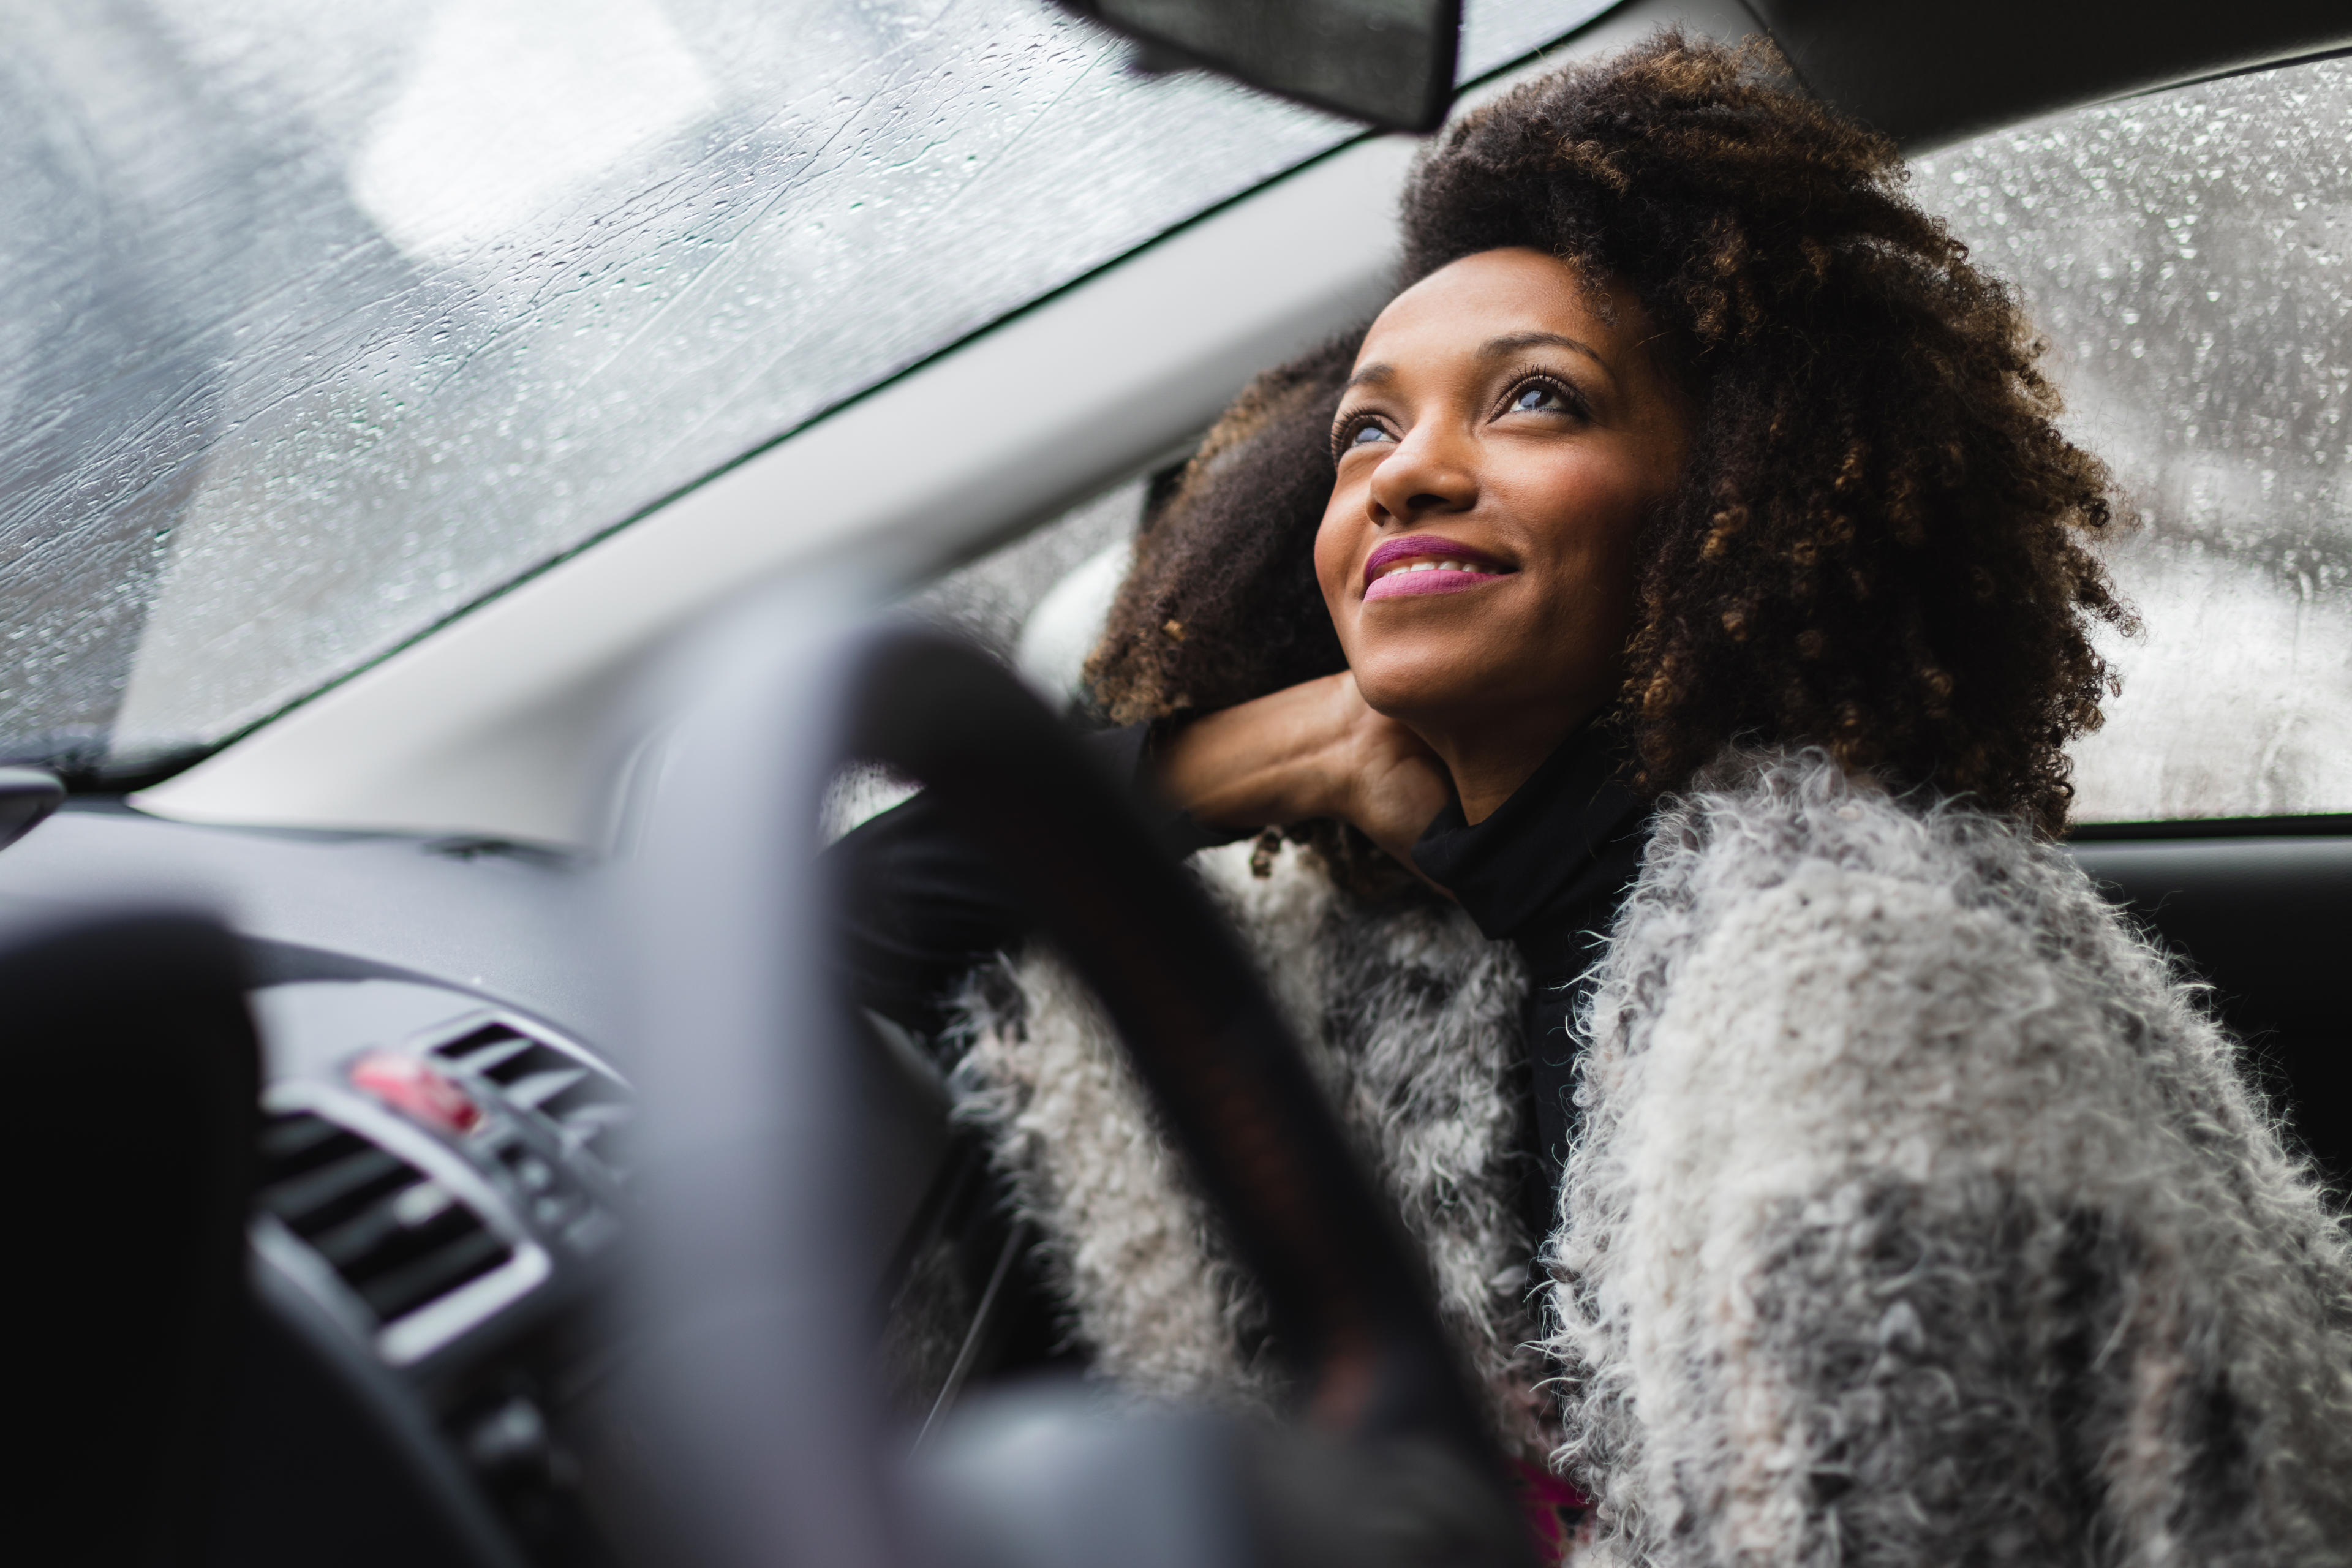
[1365,565,1509,600]
[1362,537,1515,601]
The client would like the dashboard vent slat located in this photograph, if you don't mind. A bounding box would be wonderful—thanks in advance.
[257,1109,353,1170]
[503,1066,589,1111]
[356,1221,511,1322]
[308,1178,451,1268]
[430,1025,538,1075]
[258,1110,517,1333]
[430,1020,633,1175]
[261,1144,410,1229]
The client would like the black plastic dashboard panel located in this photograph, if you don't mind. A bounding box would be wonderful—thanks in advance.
[247,981,621,1370]
[217,979,628,1567]
[0,799,995,1566]
[0,801,607,1046]
[2069,835,2352,1191]
[208,973,967,1567]
[0,807,640,1563]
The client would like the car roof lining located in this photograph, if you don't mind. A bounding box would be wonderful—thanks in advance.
[1752,0,2352,151]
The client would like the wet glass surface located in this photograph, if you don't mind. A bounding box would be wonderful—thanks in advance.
[0,0,1614,777]
[1916,58,2352,821]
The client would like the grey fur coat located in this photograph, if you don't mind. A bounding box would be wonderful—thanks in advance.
[947,748,2352,1564]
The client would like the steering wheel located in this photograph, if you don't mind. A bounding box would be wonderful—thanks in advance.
[616,587,1534,1568]
[2,907,258,1562]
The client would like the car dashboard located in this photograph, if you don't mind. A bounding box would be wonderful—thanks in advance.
[0,799,1022,1568]
[232,981,628,1567]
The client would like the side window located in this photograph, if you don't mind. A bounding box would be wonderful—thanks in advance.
[896,478,1145,703]
[823,478,1145,843]
[1917,59,2352,824]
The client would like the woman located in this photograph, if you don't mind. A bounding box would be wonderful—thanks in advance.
[837,32,2352,1562]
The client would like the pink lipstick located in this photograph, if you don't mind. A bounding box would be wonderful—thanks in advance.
[1362,536,1515,601]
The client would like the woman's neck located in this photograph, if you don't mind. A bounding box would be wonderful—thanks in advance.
[1417,706,1595,824]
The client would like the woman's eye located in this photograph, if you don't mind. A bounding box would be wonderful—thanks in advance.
[1510,382,1569,414]
[1346,421,1392,448]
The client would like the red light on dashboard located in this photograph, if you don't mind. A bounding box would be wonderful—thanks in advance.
[351,1052,483,1135]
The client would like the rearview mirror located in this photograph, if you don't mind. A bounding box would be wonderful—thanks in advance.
[1057,0,1462,133]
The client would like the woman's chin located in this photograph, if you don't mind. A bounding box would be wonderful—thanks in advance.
[1346,659,1490,727]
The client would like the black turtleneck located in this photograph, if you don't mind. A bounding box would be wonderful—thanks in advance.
[1408,726,1650,1226]
[829,721,1651,1210]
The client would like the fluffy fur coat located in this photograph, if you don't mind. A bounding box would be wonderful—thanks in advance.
[946,748,2352,1564]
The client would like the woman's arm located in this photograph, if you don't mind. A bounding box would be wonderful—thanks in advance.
[1152,671,1451,870]
[830,674,1450,1037]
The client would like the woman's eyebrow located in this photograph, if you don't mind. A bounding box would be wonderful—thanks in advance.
[1482,330,1611,378]
[1344,332,1612,396]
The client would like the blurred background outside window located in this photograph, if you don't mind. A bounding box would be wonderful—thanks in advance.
[1914,57,2352,823]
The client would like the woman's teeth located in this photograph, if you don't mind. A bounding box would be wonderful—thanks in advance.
[1379,559,1487,579]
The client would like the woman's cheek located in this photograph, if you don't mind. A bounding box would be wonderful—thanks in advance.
[1311,506,1358,620]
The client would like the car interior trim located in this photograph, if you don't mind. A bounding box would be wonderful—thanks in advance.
[2067,813,2352,842]
[1752,0,2352,150]
[259,1079,557,1366]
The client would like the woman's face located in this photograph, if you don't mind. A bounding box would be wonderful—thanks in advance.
[1316,247,1690,747]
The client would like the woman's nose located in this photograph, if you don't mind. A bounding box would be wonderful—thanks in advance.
[1367,423,1478,526]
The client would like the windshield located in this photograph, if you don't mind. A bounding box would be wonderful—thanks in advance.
[0,0,1615,781]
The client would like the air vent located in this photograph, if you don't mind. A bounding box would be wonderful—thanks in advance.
[431,1023,631,1172]
[256,1111,514,1326]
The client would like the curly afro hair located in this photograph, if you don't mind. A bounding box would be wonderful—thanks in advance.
[1088,30,2130,837]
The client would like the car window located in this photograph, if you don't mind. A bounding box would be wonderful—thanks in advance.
[0,0,1618,782]
[899,479,1144,685]
[1915,56,2352,824]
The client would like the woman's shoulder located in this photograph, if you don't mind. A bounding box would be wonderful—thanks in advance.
[1600,744,2165,1082]
[1631,743,2090,930]
[1580,753,2350,1300]
[1583,745,2329,1245]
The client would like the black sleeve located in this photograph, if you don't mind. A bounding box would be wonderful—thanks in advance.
[826,722,1243,1038]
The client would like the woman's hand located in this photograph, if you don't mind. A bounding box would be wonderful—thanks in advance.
[1152,673,1453,875]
